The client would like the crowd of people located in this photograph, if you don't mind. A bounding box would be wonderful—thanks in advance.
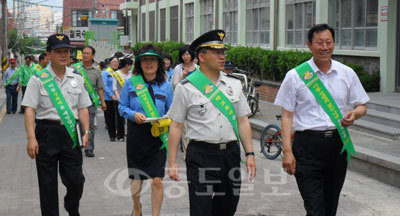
[1,23,370,216]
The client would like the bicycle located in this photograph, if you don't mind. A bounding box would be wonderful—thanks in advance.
[233,69,260,118]
[260,115,295,160]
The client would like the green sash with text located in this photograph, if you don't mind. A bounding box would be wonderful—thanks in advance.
[74,62,100,107]
[5,70,18,86]
[295,62,356,160]
[186,69,240,142]
[36,69,79,149]
[130,75,168,151]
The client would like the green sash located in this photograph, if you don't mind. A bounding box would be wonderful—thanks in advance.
[130,75,168,151]
[295,62,356,160]
[186,69,240,142]
[74,62,100,107]
[5,69,18,86]
[36,69,79,149]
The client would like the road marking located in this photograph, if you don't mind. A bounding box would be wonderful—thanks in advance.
[0,106,6,124]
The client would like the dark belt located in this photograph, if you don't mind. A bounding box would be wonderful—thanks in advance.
[36,119,79,126]
[8,83,18,87]
[296,129,339,138]
[189,140,237,150]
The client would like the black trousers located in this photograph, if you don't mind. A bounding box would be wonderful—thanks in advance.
[185,141,241,216]
[35,121,85,216]
[104,100,116,139]
[113,101,125,139]
[20,86,27,113]
[293,130,348,216]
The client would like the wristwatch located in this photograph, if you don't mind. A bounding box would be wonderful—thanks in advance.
[245,152,255,157]
[83,130,91,135]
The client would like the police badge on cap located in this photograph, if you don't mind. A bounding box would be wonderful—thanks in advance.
[190,29,228,52]
[47,34,72,50]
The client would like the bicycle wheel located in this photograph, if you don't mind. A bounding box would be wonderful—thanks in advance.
[260,124,282,160]
[247,95,259,118]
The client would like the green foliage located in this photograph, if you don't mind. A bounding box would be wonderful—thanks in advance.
[131,41,379,91]
[132,41,185,64]
[8,29,46,56]
[345,62,380,92]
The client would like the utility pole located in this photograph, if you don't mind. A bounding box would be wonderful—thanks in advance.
[1,0,8,76]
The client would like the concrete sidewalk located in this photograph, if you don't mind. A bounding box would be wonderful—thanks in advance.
[1,89,400,215]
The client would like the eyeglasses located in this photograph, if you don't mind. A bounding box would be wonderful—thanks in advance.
[207,50,227,57]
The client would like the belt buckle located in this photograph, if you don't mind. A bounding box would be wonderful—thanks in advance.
[220,143,227,150]
[324,130,333,137]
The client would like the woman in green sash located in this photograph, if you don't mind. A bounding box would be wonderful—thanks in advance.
[118,44,173,216]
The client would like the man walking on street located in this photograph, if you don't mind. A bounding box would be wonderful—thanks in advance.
[3,58,20,114]
[18,55,36,114]
[167,30,256,216]
[74,46,107,157]
[274,24,369,215]
[35,53,50,71]
[22,34,91,216]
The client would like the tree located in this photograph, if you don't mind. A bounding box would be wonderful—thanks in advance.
[8,29,46,57]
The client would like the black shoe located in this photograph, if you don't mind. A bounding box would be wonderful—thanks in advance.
[12,112,16,114]
[85,150,94,157]
[110,138,115,142]
[117,138,124,142]
[6,111,11,114]
[18,111,24,114]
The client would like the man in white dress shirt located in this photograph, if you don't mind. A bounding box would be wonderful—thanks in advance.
[274,24,369,215]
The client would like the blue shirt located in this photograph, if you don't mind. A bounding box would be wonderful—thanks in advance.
[3,67,19,86]
[102,70,115,100]
[118,78,174,122]
[166,68,174,82]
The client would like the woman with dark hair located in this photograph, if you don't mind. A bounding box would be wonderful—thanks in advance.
[118,44,173,216]
[112,57,134,142]
[171,44,197,87]
[163,53,174,82]
[102,56,120,141]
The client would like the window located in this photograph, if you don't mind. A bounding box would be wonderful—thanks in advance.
[160,8,166,41]
[200,0,214,34]
[141,13,146,41]
[286,0,315,47]
[111,10,124,26]
[72,10,92,27]
[223,0,238,44]
[329,0,378,49]
[185,3,194,43]
[149,11,155,41]
[170,6,179,41]
[246,0,270,46]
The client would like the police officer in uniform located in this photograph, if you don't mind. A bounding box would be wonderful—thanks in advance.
[167,30,256,216]
[22,34,91,216]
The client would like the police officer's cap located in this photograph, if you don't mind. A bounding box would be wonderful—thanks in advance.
[47,34,72,50]
[224,60,235,69]
[190,29,227,52]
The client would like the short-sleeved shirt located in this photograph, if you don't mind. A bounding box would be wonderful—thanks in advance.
[274,58,370,131]
[118,78,174,122]
[3,67,19,86]
[21,65,92,120]
[78,63,104,91]
[167,71,251,144]
[112,70,132,94]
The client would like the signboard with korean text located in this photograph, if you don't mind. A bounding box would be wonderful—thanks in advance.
[63,27,89,41]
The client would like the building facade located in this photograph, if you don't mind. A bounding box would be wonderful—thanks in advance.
[120,0,399,92]
[63,0,125,47]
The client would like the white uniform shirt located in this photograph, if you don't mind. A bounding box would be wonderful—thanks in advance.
[22,66,92,120]
[274,58,369,131]
[112,70,132,94]
[167,71,251,143]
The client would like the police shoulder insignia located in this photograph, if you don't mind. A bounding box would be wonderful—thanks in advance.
[303,71,313,81]
[181,78,189,85]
